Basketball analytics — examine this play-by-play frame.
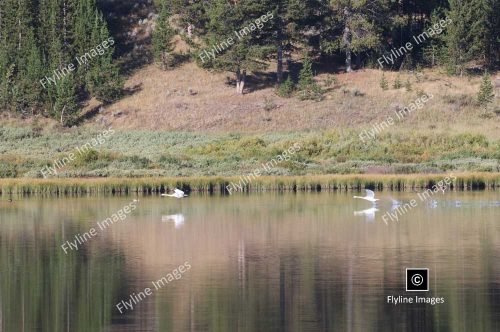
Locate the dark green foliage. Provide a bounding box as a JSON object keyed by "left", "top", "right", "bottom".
{"left": 277, "top": 76, "right": 295, "bottom": 97}
{"left": 86, "top": 18, "right": 122, "bottom": 102}
{"left": 379, "top": 73, "right": 388, "bottom": 90}
{"left": 153, "top": 2, "right": 177, "bottom": 69}
{"left": 0, "top": 0, "right": 499, "bottom": 117}
{"left": 477, "top": 73, "right": 494, "bottom": 107}
{"left": 298, "top": 55, "right": 314, "bottom": 89}
{"left": 53, "top": 74, "right": 79, "bottom": 126}
{"left": 297, "top": 55, "right": 323, "bottom": 101}
{"left": 0, "top": 0, "right": 122, "bottom": 124}
{"left": 393, "top": 74, "right": 402, "bottom": 89}
{"left": 405, "top": 79, "right": 412, "bottom": 92}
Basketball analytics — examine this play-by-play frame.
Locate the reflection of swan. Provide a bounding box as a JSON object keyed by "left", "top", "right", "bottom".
{"left": 390, "top": 199, "right": 401, "bottom": 210}
{"left": 354, "top": 207, "right": 379, "bottom": 222}
{"left": 162, "top": 214, "right": 185, "bottom": 228}
{"left": 427, "top": 200, "right": 438, "bottom": 209}
{"left": 161, "top": 188, "right": 188, "bottom": 198}
{"left": 353, "top": 189, "right": 379, "bottom": 203}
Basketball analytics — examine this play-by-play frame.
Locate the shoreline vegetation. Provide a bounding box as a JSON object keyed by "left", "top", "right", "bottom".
{"left": 1, "top": 173, "right": 499, "bottom": 195}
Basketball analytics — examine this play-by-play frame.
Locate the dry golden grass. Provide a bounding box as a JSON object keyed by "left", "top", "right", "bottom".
{"left": 2, "top": 173, "right": 499, "bottom": 195}
{"left": 94, "top": 62, "right": 500, "bottom": 137}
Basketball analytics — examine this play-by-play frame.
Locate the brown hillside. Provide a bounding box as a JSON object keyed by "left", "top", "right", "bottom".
{"left": 94, "top": 62, "right": 500, "bottom": 136}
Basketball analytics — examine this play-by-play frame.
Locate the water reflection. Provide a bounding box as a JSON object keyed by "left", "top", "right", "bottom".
{"left": 353, "top": 207, "right": 379, "bottom": 222}
{"left": 162, "top": 214, "right": 186, "bottom": 229}
{"left": 1, "top": 192, "right": 500, "bottom": 331}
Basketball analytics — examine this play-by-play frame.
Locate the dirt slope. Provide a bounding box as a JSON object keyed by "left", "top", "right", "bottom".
{"left": 93, "top": 62, "right": 499, "bottom": 136}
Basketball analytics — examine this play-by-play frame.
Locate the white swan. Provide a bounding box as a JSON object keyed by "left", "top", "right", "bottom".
{"left": 353, "top": 189, "right": 379, "bottom": 203}
{"left": 162, "top": 214, "right": 185, "bottom": 228}
{"left": 161, "top": 188, "right": 188, "bottom": 198}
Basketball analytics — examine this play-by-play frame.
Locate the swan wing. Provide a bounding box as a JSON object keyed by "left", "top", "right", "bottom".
{"left": 174, "top": 188, "right": 185, "bottom": 195}
{"left": 365, "top": 189, "right": 375, "bottom": 199}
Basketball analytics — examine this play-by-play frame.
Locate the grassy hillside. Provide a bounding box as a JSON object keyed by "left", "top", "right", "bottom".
{"left": 1, "top": 61, "right": 499, "bottom": 180}
{"left": 93, "top": 64, "right": 500, "bottom": 135}
{"left": 0, "top": 125, "right": 499, "bottom": 179}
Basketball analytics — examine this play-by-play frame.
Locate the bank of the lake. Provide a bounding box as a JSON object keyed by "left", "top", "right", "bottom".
{"left": 1, "top": 173, "right": 499, "bottom": 195}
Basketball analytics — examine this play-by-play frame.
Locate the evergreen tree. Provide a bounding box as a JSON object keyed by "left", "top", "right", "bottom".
{"left": 272, "top": 0, "right": 327, "bottom": 83}
{"left": 467, "top": 0, "right": 496, "bottom": 68}
{"left": 198, "top": 0, "right": 275, "bottom": 94}
{"left": 298, "top": 55, "right": 323, "bottom": 101}
{"left": 298, "top": 55, "right": 315, "bottom": 89}
{"left": 277, "top": 75, "right": 295, "bottom": 97}
{"left": 324, "top": 0, "right": 389, "bottom": 72}
{"left": 379, "top": 73, "right": 388, "bottom": 90}
{"left": 393, "top": 74, "right": 402, "bottom": 89}
{"left": 477, "top": 73, "right": 494, "bottom": 107}
{"left": 53, "top": 73, "right": 79, "bottom": 125}
{"left": 445, "top": 0, "right": 498, "bottom": 74}
{"left": 85, "top": 12, "right": 122, "bottom": 102}
{"left": 152, "top": 2, "right": 176, "bottom": 69}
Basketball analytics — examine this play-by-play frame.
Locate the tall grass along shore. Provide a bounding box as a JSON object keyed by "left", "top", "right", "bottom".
{"left": 1, "top": 173, "right": 499, "bottom": 196}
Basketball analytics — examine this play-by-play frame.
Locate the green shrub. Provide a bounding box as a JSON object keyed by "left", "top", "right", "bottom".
{"left": 297, "top": 55, "right": 324, "bottom": 101}
{"left": 379, "top": 73, "right": 388, "bottom": 90}
{"left": 393, "top": 75, "right": 402, "bottom": 89}
{"left": 277, "top": 76, "right": 295, "bottom": 98}
{"left": 405, "top": 78, "right": 412, "bottom": 92}
{"left": 477, "top": 73, "right": 494, "bottom": 108}
{"left": 0, "top": 163, "right": 17, "bottom": 178}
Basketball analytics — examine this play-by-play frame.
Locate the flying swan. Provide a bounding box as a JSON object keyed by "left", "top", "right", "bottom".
{"left": 161, "top": 188, "right": 188, "bottom": 198}
{"left": 353, "top": 189, "right": 379, "bottom": 203}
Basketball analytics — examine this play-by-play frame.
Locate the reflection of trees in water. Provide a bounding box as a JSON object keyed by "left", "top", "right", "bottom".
{"left": 0, "top": 228, "right": 126, "bottom": 331}
{"left": 151, "top": 240, "right": 500, "bottom": 332}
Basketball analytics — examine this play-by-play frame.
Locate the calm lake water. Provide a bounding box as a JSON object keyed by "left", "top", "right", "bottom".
{"left": 1, "top": 191, "right": 500, "bottom": 331}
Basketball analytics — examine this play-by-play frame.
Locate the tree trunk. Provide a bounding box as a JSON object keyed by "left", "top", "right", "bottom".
{"left": 277, "top": 45, "right": 283, "bottom": 84}
{"left": 345, "top": 46, "right": 352, "bottom": 72}
{"left": 343, "top": 8, "right": 353, "bottom": 73}
{"left": 60, "top": 105, "right": 66, "bottom": 126}
{"left": 343, "top": 25, "right": 353, "bottom": 72}
{"left": 236, "top": 70, "right": 246, "bottom": 95}
{"left": 277, "top": 25, "right": 283, "bottom": 84}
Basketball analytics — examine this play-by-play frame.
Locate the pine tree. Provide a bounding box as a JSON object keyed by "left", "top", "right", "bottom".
{"left": 152, "top": 2, "right": 176, "bottom": 69}
{"left": 277, "top": 75, "right": 295, "bottom": 97}
{"left": 445, "top": 0, "right": 498, "bottom": 73}
{"left": 405, "top": 78, "right": 412, "bottom": 92}
{"left": 53, "top": 73, "right": 79, "bottom": 126}
{"left": 272, "top": 0, "right": 327, "bottom": 83}
{"left": 467, "top": 0, "right": 496, "bottom": 68}
{"left": 198, "top": 0, "right": 275, "bottom": 94}
{"left": 393, "top": 74, "right": 402, "bottom": 89}
{"left": 477, "top": 73, "right": 494, "bottom": 108}
{"left": 325, "top": 0, "right": 389, "bottom": 72}
{"left": 298, "top": 55, "right": 322, "bottom": 101}
{"left": 379, "top": 73, "right": 388, "bottom": 90}
{"left": 298, "top": 55, "right": 314, "bottom": 89}
{"left": 85, "top": 13, "right": 122, "bottom": 102}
